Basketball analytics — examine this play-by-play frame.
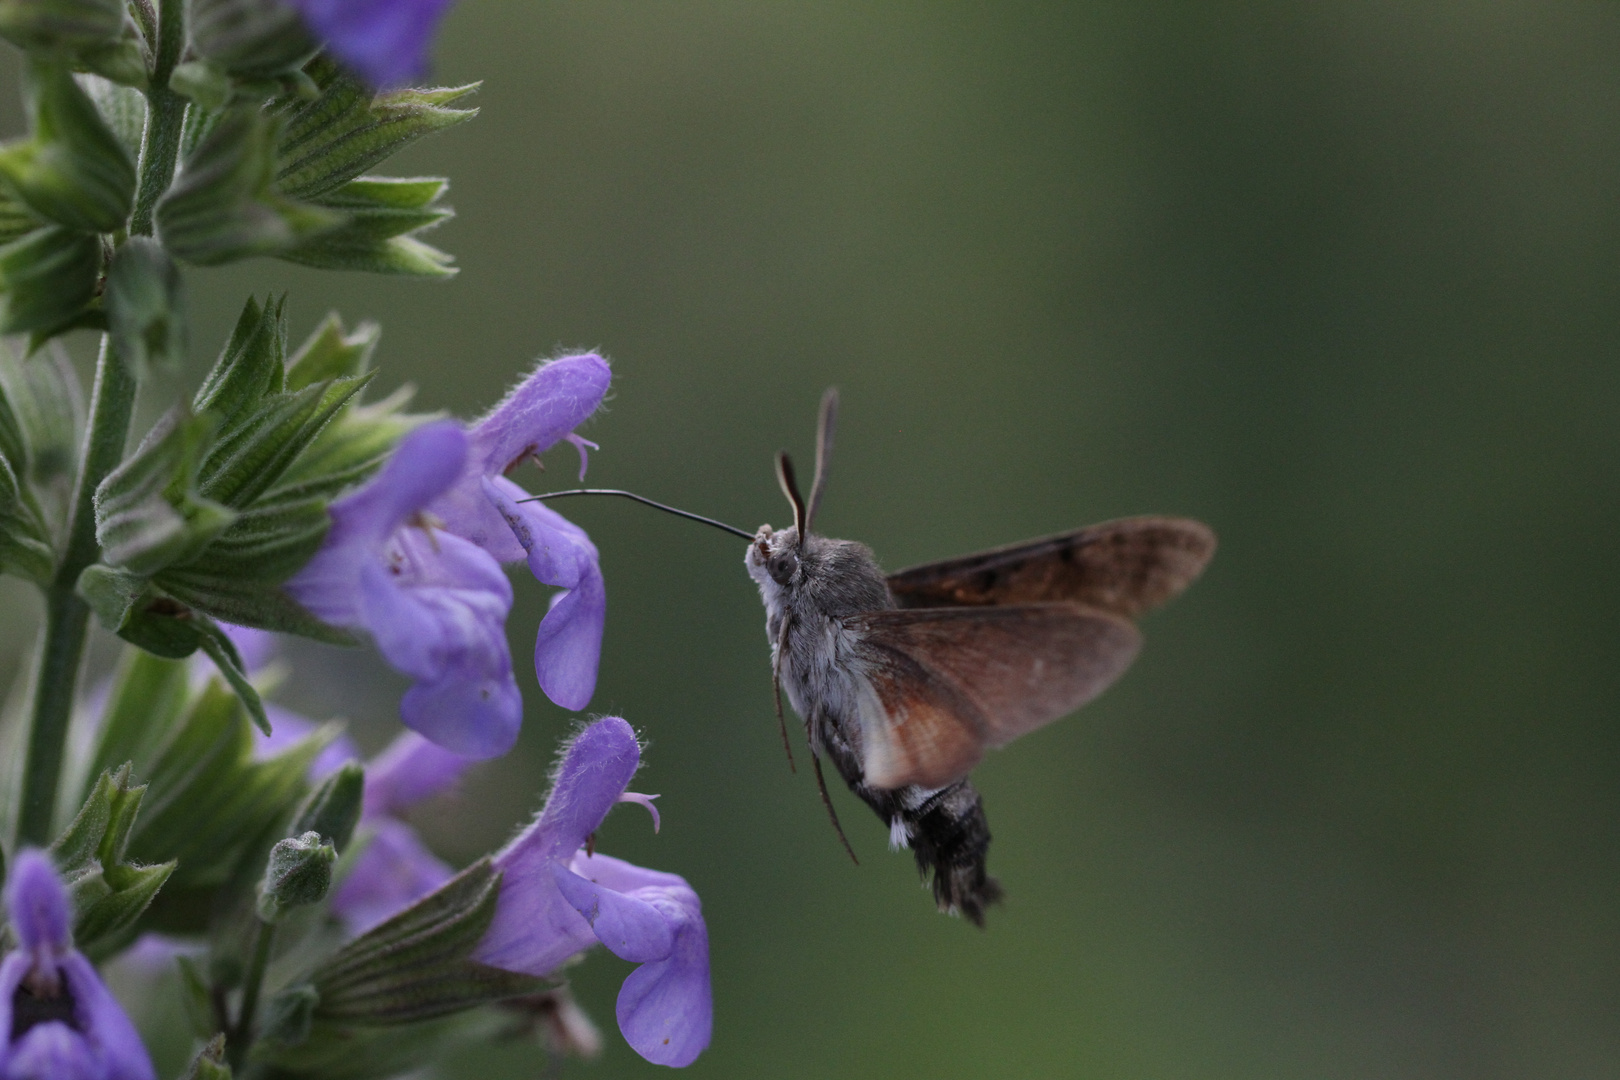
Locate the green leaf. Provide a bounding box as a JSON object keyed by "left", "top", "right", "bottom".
{"left": 305, "top": 859, "right": 547, "bottom": 1026}
{"left": 291, "top": 762, "right": 363, "bottom": 853}
{"left": 83, "top": 647, "right": 190, "bottom": 791}
{"left": 284, "top": 312, "right": 378, "bottom": 390}
{"left": 0, "top": 60, "right": 134, "bottom": 233}
{"left": 0, "top": 184, "right": 42, "bottom": 246}
{"left": 0, "top": 0, "right": 123, "bottom": 55}
{"left": 273, "top": 59, "right": 478, "bottom": 201}
{"left": 0, "top": 224, "right": 100, "bottom": 335}
{"left": 196, "top": 620, "right": 270, "bottom": 735}
{"left": 280, "top": 176, "right": 456, "bottom": 277}
{"left": 76, "top": 564, "right": 210, "bottom": 657}
{"left": 94, "top": 407, "right": 237, "bottom": 576}
{"left": 156, "top": 107, "right": 340, "bottom": 266}
{"left": 189, "top": 0, "right": 316, "bottom": 80}
{"left": 106, "top": 236, "right": 187, "bottom": 376}
{"left": 127, "top": 680, "right": 332, "bottom": 889}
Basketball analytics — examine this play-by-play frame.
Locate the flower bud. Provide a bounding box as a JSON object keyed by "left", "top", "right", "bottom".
{"left": 0, "top": 224, "right": 100, "bottom": 334}
{"left": 258, "top": 830, "right": 336, "bottom": 922}
{"left": 291, "top": 762, "right": 363, "bottom": 854}
{"left": 188, "top": 0, "right": 316, "bottom": 79}
{"left": 0, "top": 0, "right": 123, "bottom": 52}
{"left": 107, "top": 237, "right": 186, "bottom": 375}
{"left": 0, "top": 62, "right": 134, "bottom": 234}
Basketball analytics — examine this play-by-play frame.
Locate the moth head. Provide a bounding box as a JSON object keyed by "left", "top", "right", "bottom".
{"left": 748, "top": 524, "right": 801, "bottom": 586}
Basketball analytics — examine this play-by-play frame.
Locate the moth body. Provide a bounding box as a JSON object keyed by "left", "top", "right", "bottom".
{"left": 746, "top": 389, "right": 1214, "bottom": 927}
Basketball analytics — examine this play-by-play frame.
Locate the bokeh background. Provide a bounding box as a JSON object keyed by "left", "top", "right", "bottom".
{"left": 4, "top": 2, "right": 1620, "bottom": 1077}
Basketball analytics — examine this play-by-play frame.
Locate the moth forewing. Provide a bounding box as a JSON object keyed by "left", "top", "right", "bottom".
{"left": 886, "top": 516, "right": 1216, "bottom": 618}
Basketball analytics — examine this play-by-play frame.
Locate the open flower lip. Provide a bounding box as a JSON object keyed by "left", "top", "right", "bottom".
{"left": 0, "top": 850, "right": 156, "bottom": 1080}
{"left": 285, "top": 421, "right": 524, "bottom": 758}
{"left": 470, "top": 717, "right": 713, "bottom": 1067}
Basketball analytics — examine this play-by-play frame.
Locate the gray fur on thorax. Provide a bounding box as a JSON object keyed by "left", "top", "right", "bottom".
{"left": 746, "top": 523, "right": 1003, "bottom": 924}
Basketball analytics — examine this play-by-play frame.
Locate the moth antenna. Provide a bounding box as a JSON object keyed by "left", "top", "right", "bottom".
{"left": 516, "top": 489, "right": 753, "bottom": 540}
{"left": 772, "top": 618, "right": 797, "bottom": 773}
{"left": 775, "top": 451, "right": 807, "bottom": 542}
{"left": 811, "top": 753, "right": 859, "bottom": 866}
{"left": 804, "top": 387, "right": 838, "bottom": 533}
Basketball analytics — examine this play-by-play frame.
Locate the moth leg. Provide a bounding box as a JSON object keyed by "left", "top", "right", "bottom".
{"left": 771, "top": 615, "right": 796, "bottom": 773}
{"left": 811, "top": 752, "right": 859, "bottom": 866}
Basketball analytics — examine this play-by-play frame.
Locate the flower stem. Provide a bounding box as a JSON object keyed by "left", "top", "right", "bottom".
{"left": 16, "top": 337, "right": 137, "bottom": 845}
{"left": 129, "top": 0, "right": 187, "bottom": 237}
{"left": 230, "top": 920, "right": 276, "bottom": 1070}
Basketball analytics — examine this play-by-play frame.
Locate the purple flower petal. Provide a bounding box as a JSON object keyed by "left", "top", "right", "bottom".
{"left": 286, "top": 0, "right": 456, "bottom": 89}
{"left": 289, "top": 423, "right": 524, "bottom": 757}
{"left": 288, "top": 422, "right": 470, "bottom": 628}
{"left": 473, "top": 718, "right": 641, "bottom": 975}
{"left": 483, "top": 478, "right": 605, "bottom": 711}
{"left": 564, "top": 853, "right": 712, "bottom": 1068}
{"left": 362, "top": 731, "right": 476, "bottom": 817}
{"left": 330, "top": 818, "right": 455, "bottom": 936}
{"left": 6, "top": 849, "right": 70, "bottom": 954}
{"left": 5, "top": 1022, "right": 98, "bottom": 1079}
{"left": 58, "top": 953, "right": 156, "bottom": 1080}
{"left": 551, "top": 862, "right": 674, "bottom": 964}
{"left": 429, "top": 354, "right": 610, "bottom": 564}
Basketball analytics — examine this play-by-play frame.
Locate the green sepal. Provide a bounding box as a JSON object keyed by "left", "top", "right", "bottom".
{"left": 280, "top": 176, "right": 455, "bottom": 277}
{"left": 274, "top": 58, "right": 478, "bottom": 201}
{"left": 195, "top": 620, "right": 270, "bottom": 735}
{"left": 94, "top": 406, "right": 235, "bottom": 576}
{"left": 193, "top": 293, "right": 286, "bottom": 425}
{"left": 0, "top": 224, "right": 100, "bottom": 335}
{"left": 77, "top": 564, "right": 210, "bottom": 656}
{"left": 169, "top": 60, "right": 235, "bottom": 112}
{"left": 266, "top": 384, "right": 424, "bottom": 504}
{"left": 181, "top": 1033, "right": 233, "bottom": 1080}
{"left": 49, "top": 764, "right": 177, "bottom": 960}
{"left": 0, "top": 60, "right": 135, "bottom": 233}
{"left": 106, "top": 236, "right": 186, "bottom": 376}
{"left": 0, "top": 340, "right": 81, "bottom": 535}
{"left": 189, "top": 0, "right": 316, "bottom": 80}
{"left": 177, "top": 959, "right": 219, "bottom": 1040}
{"left": 76, "top": 73, "right": 146, "bottom": 158}
{"left": 157, "top": 107, "right": 339, "bottom": 266}
{"left": 303, "top": 859, "right": 548, "bottom": 1026}
{"left": 284, "top": 311, "right": 379, "bottom": 389}
{"left": 291, "top": 761, "right": 363, "bottom": 853}
{"left": 73, "top": 32, "right": 149, "bottom": 91}
{"left": 174, "top": 497, "right": 329, "bottom": 583}
{"left": 150, "top": 564, "right": 356, "bottom": 642}
{"left": 262, "top": 983, "right": 319, "bottom": 1047}
{"left": 0, "top": 0, "right": 123, "bottom": 53}
{"left": 200, "top": 371, "right": 371, "bottom": 506}
{"left": 126, "top": 679, "right": 333, "bottom": 890}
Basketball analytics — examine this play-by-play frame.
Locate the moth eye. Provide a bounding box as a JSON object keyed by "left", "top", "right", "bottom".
{"left": 768, "top": 551, "right": 797, "bottom": 585}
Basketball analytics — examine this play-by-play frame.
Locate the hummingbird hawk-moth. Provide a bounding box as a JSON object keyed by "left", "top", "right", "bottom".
{"left": 744, "top": 390, "right": 1215, "bottom": 925}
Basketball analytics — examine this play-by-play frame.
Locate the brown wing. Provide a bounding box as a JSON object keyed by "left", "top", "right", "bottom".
{"left": 886, "top": 516, "right": 1215, "bottom": 618}
{"left": 850, "top": 604, "right": 1141, "bottom": 789}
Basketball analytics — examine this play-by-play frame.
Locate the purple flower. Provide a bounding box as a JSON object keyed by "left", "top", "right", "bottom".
{"left": 286, "top": 0, "right": 456, "bottom": 89}
{"left": 329, "top": 731, "right": 475, "bottom": 935}
{"left": 0, "top": 850, "right": 155, "bottom": 1080}
{"left": 472, "top": 717, "right": 711, "bottom": 1068}
{"left": 429, "top": 354, "right": 611, "bottom": 713}
{"left": 286, "top": 422, "right": 523, "bottom": 758}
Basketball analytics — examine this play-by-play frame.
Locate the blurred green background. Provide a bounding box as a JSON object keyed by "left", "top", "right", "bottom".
{"left": 5, "top": 1, "right": 1620, "bottom": 1076}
